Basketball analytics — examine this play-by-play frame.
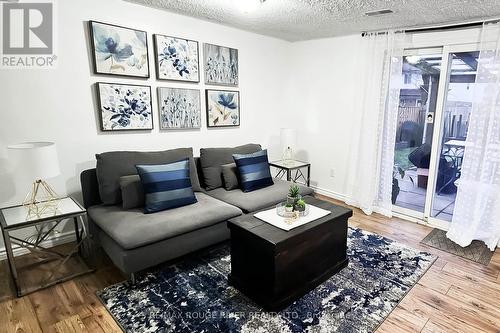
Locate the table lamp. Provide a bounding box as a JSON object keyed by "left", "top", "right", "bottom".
{"left": 280, "top": 128, "right": 297, "bottom": 165}
{"left": 8, "top": 142, "right": 61, "bottom": 217}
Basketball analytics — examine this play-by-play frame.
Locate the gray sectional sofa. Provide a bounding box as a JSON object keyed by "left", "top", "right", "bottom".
{"left": 80, "top": 144, "right": 313, "bottom": 281}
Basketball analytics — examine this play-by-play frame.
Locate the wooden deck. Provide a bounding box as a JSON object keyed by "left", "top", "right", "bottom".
{"left": 0, "top": 194, "right": 499, "bottom": 333}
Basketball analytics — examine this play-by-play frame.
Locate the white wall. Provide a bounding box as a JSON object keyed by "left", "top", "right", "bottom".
{"left": 0, "top": 0, "right": 290, "bottom": 252}
{"left": 284, "top": 35, "right": 364, "bottom": 198}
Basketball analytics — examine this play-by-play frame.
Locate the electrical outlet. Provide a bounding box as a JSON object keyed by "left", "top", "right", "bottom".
{"left": 330, "top": 168, "right": 335, "bottom": 178}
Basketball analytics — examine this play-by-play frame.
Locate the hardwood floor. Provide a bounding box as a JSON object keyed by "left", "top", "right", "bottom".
{"left": 1, "top": 195, "right": 499, "bottom": 333}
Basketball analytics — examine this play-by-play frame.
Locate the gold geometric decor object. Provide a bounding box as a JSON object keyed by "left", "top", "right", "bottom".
{"left": 23, "top": 179, "right": 60, "bottom": 219}
{"left": 7, "top": 142, "right": 61, "bottom": 220}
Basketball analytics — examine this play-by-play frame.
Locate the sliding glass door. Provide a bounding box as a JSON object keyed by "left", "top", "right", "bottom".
{"left": 392, "top": 45, "right": 479, "bottom": 227}
{"left": 392, "top": 48, "right": 442, "bottom": 217}
{"left": 426, "top": 48, "right": 479, "bottom": 226}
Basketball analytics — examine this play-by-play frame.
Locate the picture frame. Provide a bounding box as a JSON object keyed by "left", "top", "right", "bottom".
{"left": 158, "top": 87, "right": 201, "bottom": 129}
{"left": 203, "top": 43, "right": 239, "bottom": 86}
{"left": 205, "top": 89, "right": 240, "bottom": 127}
{"left": 153, "top": 34, "right": 200, "bottom": 82}
{"left": 96, "top": 82, "right": 153, "bottom": 131}
{"left": 89, "top": 21, "right": 150, "bottom": 78}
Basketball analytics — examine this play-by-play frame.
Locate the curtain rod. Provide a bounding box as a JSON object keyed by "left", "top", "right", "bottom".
{"left": 361, "top": 17, "right": 500, "bottom": 37}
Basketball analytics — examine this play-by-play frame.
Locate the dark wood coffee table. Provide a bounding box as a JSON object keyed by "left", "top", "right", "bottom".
{"left": 227, "top": 196, "right": 352, "bottom": 311}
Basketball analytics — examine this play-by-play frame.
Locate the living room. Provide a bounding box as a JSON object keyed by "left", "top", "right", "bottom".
{"left": 1, "top": 0, "right": 499, "bottom": 332}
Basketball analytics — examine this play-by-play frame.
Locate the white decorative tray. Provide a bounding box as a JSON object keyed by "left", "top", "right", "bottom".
{"left": 254, "top": 204, "right": 331, "bottom": 231}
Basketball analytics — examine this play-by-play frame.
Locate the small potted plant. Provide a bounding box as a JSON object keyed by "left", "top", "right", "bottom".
{"left": 287, "top": 184, "right": 301, "bottom": 206}
{"left": 295, "top": 199, "right": 306, "bottom": 212}
{"left": 284, "top": 203, "right": 294, "bottom": 213}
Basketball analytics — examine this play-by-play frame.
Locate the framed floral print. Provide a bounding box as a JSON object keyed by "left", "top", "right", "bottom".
{"left": 89, "top": 21, "right": 150, "bottom": 78}
{"left": 204, "top": 43, "right": 238, "bottom": 86}
{"left": 158, "top": 87, "right": 201, "bottom": 129}
{"left": 154, "top": 34, "right": 199, "bottom": 82}
{"left": 96, "top": 82, "right": 153, "bottom": 131}
{"left": 205, "top": 89, "right": 240, "bottom": 127}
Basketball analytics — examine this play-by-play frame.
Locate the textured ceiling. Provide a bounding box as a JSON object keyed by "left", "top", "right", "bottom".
{"left": 126, "top": 0, "right": 500, "bottom": 41}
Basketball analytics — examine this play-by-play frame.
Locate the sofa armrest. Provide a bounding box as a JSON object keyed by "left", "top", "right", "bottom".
{"left": 80, "top": 168, "right": 102, "bottom": 209}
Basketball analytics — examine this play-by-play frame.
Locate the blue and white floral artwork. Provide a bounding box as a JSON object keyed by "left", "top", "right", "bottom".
{"left": 97, "top": 83, "right": 153, "bottom": 131}
{"left": 154, "top": 35, "right": 199, "bottom": 82}
{"left": 204, "top": 43, "right": 238, "bottom": 86}
{"left": 90, "top": 21, "right": 149, "bottom": 78}
{"left": 206, "top": 89, "right": 240, "bottom": 127}
{"left": 158, "top": 87, "right": 201, "bottom": 129}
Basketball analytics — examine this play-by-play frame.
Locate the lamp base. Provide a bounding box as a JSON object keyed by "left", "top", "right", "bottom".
{"left": 23, "top": 180, "right": 60, "bottom": 219}
{"left": 282, "top": 147, "right": 294, "bottom": 166}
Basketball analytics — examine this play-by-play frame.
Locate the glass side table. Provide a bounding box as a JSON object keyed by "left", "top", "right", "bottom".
{"left": 269, "top": 159, "right": 311, "bottom": 187}
{"left": 0, "top": 197, "right": 94, "bottom": 297}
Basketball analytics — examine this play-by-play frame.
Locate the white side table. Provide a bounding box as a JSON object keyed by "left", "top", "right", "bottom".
{"left": 269, "top": 160, "right": 311, "bottom": 187}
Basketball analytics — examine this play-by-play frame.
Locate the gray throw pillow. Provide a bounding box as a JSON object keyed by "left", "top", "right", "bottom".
{"left": 221, "top": 163, "right": 239, "bottom": 190}
{"left": 200, "top": 144, "right": 261, "bottom": 190}
{"left": 96, "top": 148, "right": 201, "bottom": 205}
{"left": 120, "top": 175, "right": 144, "bottom": 209}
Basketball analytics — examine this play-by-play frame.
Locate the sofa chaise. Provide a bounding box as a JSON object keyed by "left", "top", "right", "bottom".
{"left": 80, "top": 144, "right": 313, "bottom": 281}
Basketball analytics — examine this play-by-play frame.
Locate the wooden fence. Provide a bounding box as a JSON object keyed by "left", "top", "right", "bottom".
{"left": 398, "top": 106, "right": 426, "bottom": 126}
{"left": 395, "top": 105, "right": 471, "bottom": 144}
{"left": 396, "top": 106, "right": 426, "bottom": 142}
{"left": 442, "top": 105, "right": 471, "bottom": 139}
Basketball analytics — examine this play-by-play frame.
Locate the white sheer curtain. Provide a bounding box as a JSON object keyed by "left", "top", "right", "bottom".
{"left": 345, "top": 31, "right": 407, "bottom": 216}
{"left": 447, "top": 21, "right": 500, "bottom": 251}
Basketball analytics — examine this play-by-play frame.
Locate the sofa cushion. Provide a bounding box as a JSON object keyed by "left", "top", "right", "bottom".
{"left": 206, "top": 179, "right": 313, "bottom": 213}
{"left": 137, "top": 159, "right": 197, "bottom": 214}
{"left": 199, "top": 144, "right": 261, "bottom": 190}
{"left": 233, "top": 149, "right": 273, "bottom": 192}
{"left": 96, "top": 148, "right": 202, "bottom": 205}
{"left": 87, "top": 192, "right": 242, "bottom": 250}
{"left": 120, "top": 175, "right": 144, "bottom": 209}
{"left": 221, "top": 163, "right": 239, "bottom": 190}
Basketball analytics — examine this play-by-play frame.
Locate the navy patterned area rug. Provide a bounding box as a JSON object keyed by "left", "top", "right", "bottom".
{"left": 97, "top": 228, "right": 436, "bottom": 333}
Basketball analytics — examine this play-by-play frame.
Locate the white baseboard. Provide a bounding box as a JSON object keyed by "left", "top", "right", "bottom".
{"left": 311, "top": 185, "right": 347, "bottom": 202}
{"left": 0, "top": 231, "right": 76, "bottom": 261}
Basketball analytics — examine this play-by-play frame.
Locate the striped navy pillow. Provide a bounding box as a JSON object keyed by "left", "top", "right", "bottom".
{"left": 136, "top": 158, "right": 197, "bottom": 214}
{"left": 233, "top": 149, "right": 274, "bottom": 192}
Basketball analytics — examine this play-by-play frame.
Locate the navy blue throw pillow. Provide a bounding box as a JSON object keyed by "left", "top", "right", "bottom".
{"left": 232, "top": 149, "right": 274, "bottom": 192}
{"left": 136, "top": 158, "right": 197, "bottom": 214}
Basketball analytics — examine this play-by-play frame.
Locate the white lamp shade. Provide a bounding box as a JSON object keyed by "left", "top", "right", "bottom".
{"left": 280, "top": 128, "right": 297, "bottom": 151}
{"left": 8, "top": 142, "right": 60, "bottom": 180}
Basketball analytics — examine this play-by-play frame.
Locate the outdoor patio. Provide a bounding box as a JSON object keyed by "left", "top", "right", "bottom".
{"left": 395, "top": 169, "right": 456, "bottom": 221}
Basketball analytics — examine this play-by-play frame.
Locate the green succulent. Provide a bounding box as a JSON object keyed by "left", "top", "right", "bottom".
{"left": 285, "top": 203, "right": 293, "bottom": 208}
{"left": 294, "top": 199, "right": 306, "bottom": 212}
{"left": 288, "top": 184, "right": 300, "bottom": 198}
